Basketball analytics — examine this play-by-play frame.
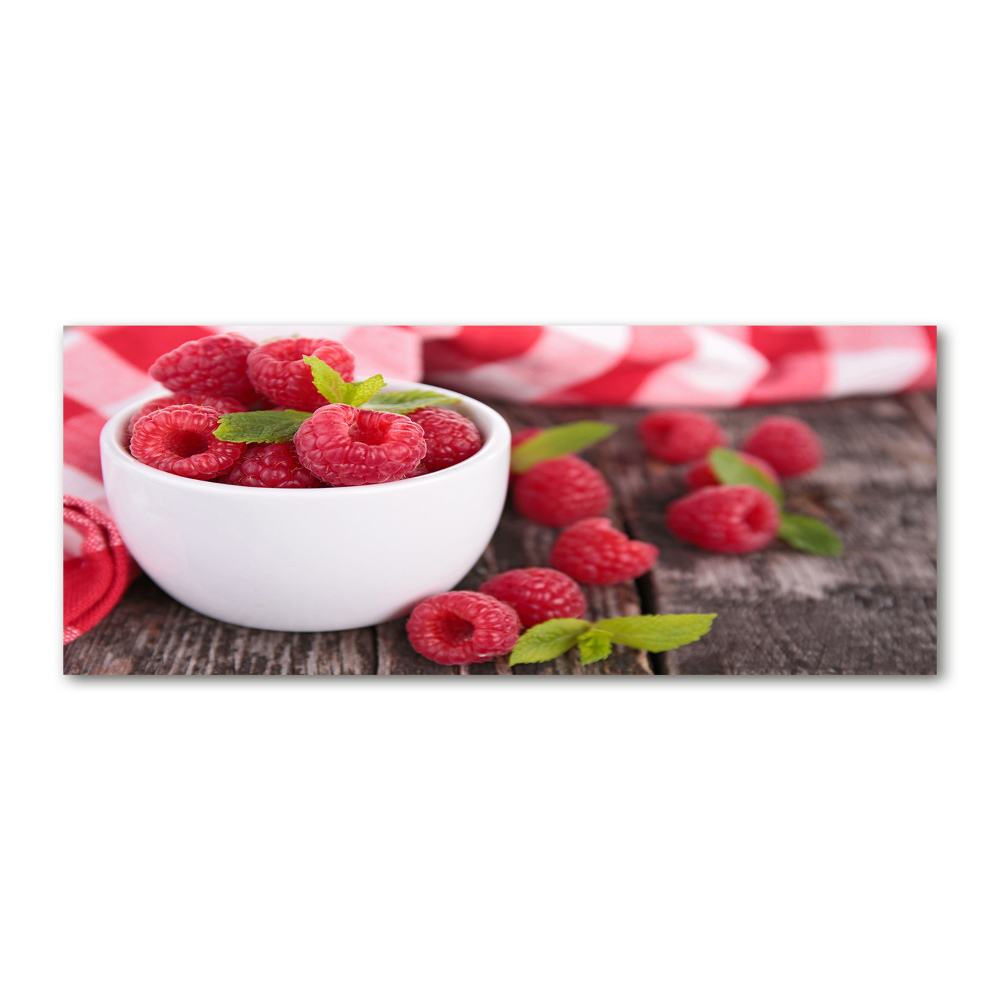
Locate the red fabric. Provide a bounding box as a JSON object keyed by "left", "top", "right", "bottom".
{"left": 63, "top": 497, "right": 140, "bottom": 645}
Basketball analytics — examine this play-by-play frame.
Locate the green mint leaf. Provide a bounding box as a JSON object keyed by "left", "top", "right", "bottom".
{"left": 362, "top": 389, "right": 461, "bottom": 414}
{"left": 342, "top": 373, "right": 388, "bottom": 407}
{"left": 303, "top": 355, "right": 351, "bottom": 404}
{"left": 509, "top": 618, "right": 590, "bottom": 665}
{"left": 593, "top": 614, "right": 717, "bottom": 652}
{"left": 213, "top": 410, "right": 311, "bottom": 444}
{"left": 778, "top": 514, "right": 844, "bottom": 557}
{"left": 577, "top": 628, "right": 614, "bottom": 665}
{"left": 510, "top": 421, "right": 617, "bottom": 473}
{"left": 708, "top": 447, "right": 784, "bottom": 504}
{"left": 302, "top": 356, "right": 385, "bottom": 407}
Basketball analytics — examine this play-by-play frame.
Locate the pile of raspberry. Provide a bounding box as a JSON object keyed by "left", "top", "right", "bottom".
{"left": 127, "top": 332, "right": 483, "bottom": 487}
{"left": 640, "top": 409, "right": 825, "bottom": 554}
{"left": 404, "top": 409, "right": 826, "bottom": 667}
{"left": 407, "top": 568, "right": 587, "bottom": 665}
{"left": 407, "top": 426, "right": 659, "bottom": 666}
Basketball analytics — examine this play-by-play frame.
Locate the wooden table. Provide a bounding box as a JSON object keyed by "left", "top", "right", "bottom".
{"left": 65, "top": 392, "right": 937, "bottom": 676}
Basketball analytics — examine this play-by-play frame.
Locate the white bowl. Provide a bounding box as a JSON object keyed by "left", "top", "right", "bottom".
{"left": 100, "top": 381, "right": 511, "bottom": 632}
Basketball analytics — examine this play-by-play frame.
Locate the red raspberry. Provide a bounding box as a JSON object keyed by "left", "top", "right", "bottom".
{"left": 406, "top": 591, "right": 522, "bottom": 665}
{"left": 129, "top": 404, "right": 245, "bottom": 481}
{"left": 742, "top": 416, "right": 823, "bottom": 477}
{"left": 407, "top": 407, "right": 482, "bottom": 472}
{"left": 148, "top": 333, "right": 260, "bottom": 405}
{"left": 638, "top": 409, "right": 727, "bottom": 463}
{"left": 684, "top": 451, "right": 779, "bottom": 491}
{"left": 293, "top": 404, "right": 426, "bottom": 486}
{"left": 246, "top": 337, "right": 356, "bottom": 411}
{"left": 513, "top": 456, "right": 611, "bottom": 527}
{"left": 224, "top": 442, "right": 323, "bottom": 488}
{"left": 549, "top": 517, "right": 658, "bottom": 585}
{"left": 478, "top": 568, "right": 586, "bottom": 628}
{"left": 126, "top": 392, "right": 248, "bottom": 439}
{"left": 666, "top": 485, "right": 780, "bottom": 553}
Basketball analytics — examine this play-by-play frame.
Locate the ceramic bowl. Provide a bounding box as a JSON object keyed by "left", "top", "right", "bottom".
{"left": 99, "top": 381, "right": 511, "bottom": 631}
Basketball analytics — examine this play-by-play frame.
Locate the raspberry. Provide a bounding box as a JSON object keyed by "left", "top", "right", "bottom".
{"left": 549, "top": 517, "right": 658, "bottom": 585}
{"left": 246, "top": 337, "right": 356, "bottom": 411}
{"left": 742, "top": 416, "right": 823, "bottom": 477}
{"left": 129, "top": 404, "right": 245, "bottom": 481}
{"left": 638, "top": 409, "right": 727, "bottom": 463}
{"left": 148, "top": 332, "right": 260, "bottom": 405}
{"left": 126, "top": 392, "right": 248, "bottom": 439}
{"left": 224, "top": 442, "right": 323, "bottom": 488}
{"left": 407, "top": 407, "right": 482, "bottom": 472}
{"left": 406, "top": 591, "right": 522, "bottom": 665}
{"left": 293, "top": 404, "right": 426, "bottom": 486}
{"left": 665, "top": 485, "right": 780, "bottom": 553}
{"left": 513, "top": 456, "right": 611, "bottom": 527}
{"left": 478, "top": 568, "right": 586, "bottom": 628}
{"left": 684, "top": 451, "right": 779, "bottom": 491}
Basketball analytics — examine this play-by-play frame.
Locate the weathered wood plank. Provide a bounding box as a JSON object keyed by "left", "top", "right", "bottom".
{"left": 63, "top": 576, "right": 378, "bottom": 675}
{"left": 610, "top": 394, "right": 937, "bottom": 674}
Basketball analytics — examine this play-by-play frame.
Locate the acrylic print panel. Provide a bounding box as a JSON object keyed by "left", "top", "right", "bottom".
{"left": 63, "top": 325, "right": 937, "bottom": 675}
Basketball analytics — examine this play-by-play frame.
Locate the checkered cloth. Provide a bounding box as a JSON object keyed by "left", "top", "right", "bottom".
{"left": 63, "top": 497, "right": 140, "bottom": 644}
{"left": 62, "top": 324, "right": 935, "bottom": 642}
{"left": 420, "top": 325, "right": 937, "bottom": 406}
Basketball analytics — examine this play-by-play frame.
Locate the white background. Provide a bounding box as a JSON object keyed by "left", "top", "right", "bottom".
{"left": 4, "top": 1, "right": 997, "bottom": 998}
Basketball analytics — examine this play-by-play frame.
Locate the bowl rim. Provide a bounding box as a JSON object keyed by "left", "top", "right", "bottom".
{"left": 99, "top": 378, "right": 511, "bottom": 497}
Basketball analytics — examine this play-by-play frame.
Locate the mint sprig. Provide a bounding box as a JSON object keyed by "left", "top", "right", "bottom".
{"left": 778, "top": 513, "right": 844, "bottom": 557}
{"left": 707, "top": 446, "right": 843, "bottom": 557}
{"left": 506, "top": 618, "right": 591, "bottom": 663}
{"left": 510, "top": 421, "right": 617, "bottom": 474}
{"left": 593, "top": 614, "right": 719, "bottom": 652}
{"left": 211, "top": 361, "right": 465, "bottom": 443}
{"left": 509, "top": 613, "right": 716, "bottom": 666}
{"left": 708, "top": 447, "right": 784, "bottom": 504}
{"left": 214, "top": 409, "right": 312, "bottom": 443}
{"left": 304, "top": 356, "right": 461, "bottom": 413}
{"left": 303, "top": 356, "right": 386, "bottom": 407}
{"left": 362, "top": 389, "right": 461, "bottom": 414}
{"left": 577, "top": 628, "right": 614, "bottom": 665}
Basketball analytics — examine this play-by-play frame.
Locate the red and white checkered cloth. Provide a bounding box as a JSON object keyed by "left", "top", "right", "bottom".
{"left": 62, "top": 324, "right": 935, "bottom": 642}
{"left": 420, "top": 325, "right": 937, "bottom": 406}
{"left": 63, "top": 497, "right": 141, "bottom": 644}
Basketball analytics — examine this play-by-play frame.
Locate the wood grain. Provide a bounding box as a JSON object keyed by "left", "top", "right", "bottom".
{"left": 64, "top": 393, "right": 937, "bottom": 676}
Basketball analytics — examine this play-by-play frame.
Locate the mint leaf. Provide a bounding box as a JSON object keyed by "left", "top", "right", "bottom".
{"left": 302, "top": 356, "right": 386, "bottom": 407}
{"left": 510, "top": 421, "right": 617, "bottom": 473}
{"left": 213, "top": 410, "right": 311, "bottom": 443}
{"left": 343, "top": 373, "right": 388, "bottom": 407}
{"left": 593, "top": 614, "right": 717, "bottom": 652}
{"left": 362, "top": 389, "right": 461, "bottom": 414}
{"left": 708, "top": 447, "right": 784, "bottom": 504}
{"left": 509, "top": 618, "right": 590, "bottom": 665}
{"left": 303, "top": 355, "right": 351, "bottom": 404}
{"left": 778, "top": 514, "right": 844, "bottom": 556}
{"left": 577, "top": 628, "right": 614, "bottom": 665}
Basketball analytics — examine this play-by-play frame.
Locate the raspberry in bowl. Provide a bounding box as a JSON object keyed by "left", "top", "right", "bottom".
{"left": 99, "top": 380, "right": 511, "bottom": 632}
